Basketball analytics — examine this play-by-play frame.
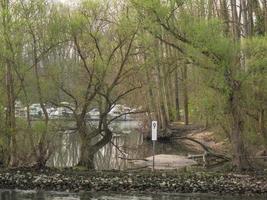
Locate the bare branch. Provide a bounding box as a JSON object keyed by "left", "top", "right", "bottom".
{"left": 73, "top": 34, "right": 92, "bottom": 76}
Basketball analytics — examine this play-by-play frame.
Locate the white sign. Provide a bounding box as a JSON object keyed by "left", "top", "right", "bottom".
{"left": 151, "top": 121, "right": 157, "bottom": 141}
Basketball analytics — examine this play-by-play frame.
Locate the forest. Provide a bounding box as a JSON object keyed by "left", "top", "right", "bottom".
{"left": 0, "top": 0, "right": 266, "bottom": 174}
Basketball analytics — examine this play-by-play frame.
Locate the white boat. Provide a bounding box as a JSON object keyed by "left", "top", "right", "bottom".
{"left": 108, "top": 104, "right": 133, "bottom": 121}
{"left": 87, "top": 108, "right": 100, "bottom": 120}
{"left": 49, "top": 107, "right": 73, "bottom": 119}
{"left": 29, "top": 103, "right": 43, "bottom": 118}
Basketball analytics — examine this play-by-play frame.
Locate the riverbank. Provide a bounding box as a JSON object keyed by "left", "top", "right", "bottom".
{"left": 0, "top": 168, "right": 266, "bottom": 195}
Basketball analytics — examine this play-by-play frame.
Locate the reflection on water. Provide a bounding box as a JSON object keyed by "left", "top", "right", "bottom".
{"left": 47, "top": 121, "right": 188, "bottom": 170}
{"left": 48, "top": 121, "right": 142, "bottom": 169}
{"left": 0, "top": 190, "right": 266, "bottom": 200}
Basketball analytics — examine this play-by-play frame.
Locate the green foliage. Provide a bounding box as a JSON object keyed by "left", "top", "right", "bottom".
{"left": 0, "top": 0, "right": 265, "bottom": 169}
{"left": 244, "top": 37, "right": 267, "bottom": 75}
{"left": 32, "top": 121, "right": 46, "bottom": 134}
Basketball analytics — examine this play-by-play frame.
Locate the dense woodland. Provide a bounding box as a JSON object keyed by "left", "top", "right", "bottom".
{"left": 0, "top": 0, "right": 266, "bottom": 171}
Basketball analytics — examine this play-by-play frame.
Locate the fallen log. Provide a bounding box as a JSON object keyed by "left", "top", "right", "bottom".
{"left": 172, "top": 136, "right": 231, "bottom": 168}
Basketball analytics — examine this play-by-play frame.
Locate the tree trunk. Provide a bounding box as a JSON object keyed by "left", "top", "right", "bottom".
{"left": 230, "top": 105, "right": 248, "bottom": 170}
{"left": 34, "top": 142, "right": 50, "bottom": 169}
{"left": 253, "top": 0, "right": 264, "bottom": 34}
{"left": 247, "top": 0, "right": 254, "bottom": 36}
{"left": 174, "top": 68, "right": 181, "bottom": 121}
{"left": 6, "top": 62, "right": 17, "bottom": 167}
{"left": 259, "top": 109, "right": 267, "bottom": 146}
{"left": 231, "top": 0, "right": 241, "bottom": 39}
{"left": 264, "top": 0, "right": 267, "bottom": 34}
{"left": 182, "top": 65, "right": 189, "bottom": 125}
{"left": 220, "top": 0, "right": 230, "bottom": 35}
{"left": 2, "top": 0, "right": 18, "bottom": 167}
{"left": 240, "top": 0, "right": 249, "bottom": 37}
{"left": 32, "top": 36, "right": 51, "bottom": 168}
{"left": 159, "top": 41, "right": 170, "bottom": 125}
{"left": 78, "top": 133, "right": 95, "bottom": 169}
{"left": 154, "top": 39, "right": 169, "bottom": 129}
{"left": 165, "top": 45, "right": 175, "bottom": 122}
{"left": 228, "top": 79, "right": 248, "bottom": 170}
{"left": 199, "top": 0, "right": 206, "bottom": 17}
{"left": 77, "top": 116, "right": 113, "bottom": 170}
{"left": 208, "top": 0, "right": 214, "bottom": 19}
{"left": 145, "top": 55, "right": 158, "bottom": 122}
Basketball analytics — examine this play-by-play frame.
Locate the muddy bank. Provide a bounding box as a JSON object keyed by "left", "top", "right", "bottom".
{"left": 0, "top": 168, "right": 266, "bottom": 195}
{"left": 133, "top": 154, "right": 198, "bottom": 169}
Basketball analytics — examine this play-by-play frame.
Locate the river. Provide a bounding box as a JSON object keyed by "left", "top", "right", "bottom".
{"left": 0, "top": 190, "right": 266, "bottom": 200}
{"left": 47, "top": 121, "right": 190, "bottom": 169}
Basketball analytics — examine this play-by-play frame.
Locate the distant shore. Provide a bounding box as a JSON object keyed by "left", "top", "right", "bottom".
{"left": 0, "top": 168, "right": 266, "bottom": 195}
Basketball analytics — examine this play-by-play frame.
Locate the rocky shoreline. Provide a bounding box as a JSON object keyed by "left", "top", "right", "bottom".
{"left": 0, "top": 168, "right": 266, "bottom": 195}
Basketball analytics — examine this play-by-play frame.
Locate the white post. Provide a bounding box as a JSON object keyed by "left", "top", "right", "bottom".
{"left": 152, "top": 140, "right": 155, "bottom": 171}
{"left": 151, "top": 121, "right": 157, "bottom": 171}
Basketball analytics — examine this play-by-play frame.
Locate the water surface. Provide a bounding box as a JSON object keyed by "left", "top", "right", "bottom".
{"left": 0, "top": 190, "right": 266, "bottom": 200}
{"left": 47, "top": 121, "right": 190, "bottom": 170}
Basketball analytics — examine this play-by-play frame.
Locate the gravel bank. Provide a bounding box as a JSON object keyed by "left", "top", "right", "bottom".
{"left": 0, "top": 168, "right": 266, "bottom": 195}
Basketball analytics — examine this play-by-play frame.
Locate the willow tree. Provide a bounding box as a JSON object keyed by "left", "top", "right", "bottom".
{"left": 48, "top": 0, "right": 141, "bottom": 169}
